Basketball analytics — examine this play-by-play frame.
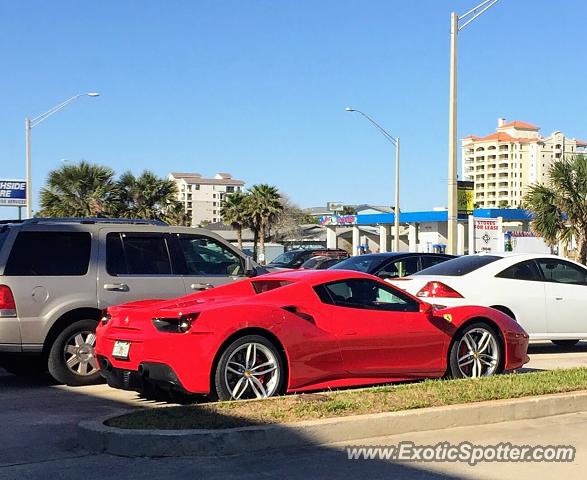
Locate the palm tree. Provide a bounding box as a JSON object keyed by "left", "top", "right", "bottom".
{"left": 115, "top": 170, "right": 184, "bottom": 223}
{"left": 39, "top": 161, "right": 118, "bottom": 217}
{"left": 523, "top": 155, "right": 587, "bottom": 264}
{"left": 220, "top": 192, "right": 249, "bottom": 250}
{"left": 341, "top": 205, "right": 357, "bottom": 215}
{"left": 247, "top": 184, "right": 283, "bottom": 263}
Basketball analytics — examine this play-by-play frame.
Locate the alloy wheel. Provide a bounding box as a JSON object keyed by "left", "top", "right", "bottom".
{"left": 456, "top": 328, "right": 499, "bottom": 378}
{"left": 224, "top": 342, "right": 280, "bottom": 400}
{"left": 63, "top": 330, "right": 99, "bottom": 377}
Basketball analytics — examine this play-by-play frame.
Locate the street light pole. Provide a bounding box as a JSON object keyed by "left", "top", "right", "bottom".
{"left": 394, "top": 137, "right": 400, "bottom": 252}
{"left": 447, "top": 0, "right": 498, "bottom": 254}
{"left": 25, "top": 117, "right": 32, "bottom": 219}
{"left": 346, "top": 107, "right": 401, "bottom": 251}
{"left": 25, "top": 92, "right": 100, "bottom": 218}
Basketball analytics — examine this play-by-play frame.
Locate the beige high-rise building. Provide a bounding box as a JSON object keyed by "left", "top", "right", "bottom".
{"left": 169, "top": 172, "right": 245, "bottom": 226}
{"left": 462, "top": 118, "right": 587, "bottom": 208}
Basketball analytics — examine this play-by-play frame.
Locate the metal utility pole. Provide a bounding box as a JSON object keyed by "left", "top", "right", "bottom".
{"left": 447, "top": 0, "right": 499, "bottom": 254}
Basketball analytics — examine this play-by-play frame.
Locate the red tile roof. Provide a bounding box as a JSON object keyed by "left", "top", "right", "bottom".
{"left": 576, "top": 139, "right": 587, "bottom": 147}
{"left": 499, "top": 121, "right": 539, "bottom": 131}
{"left": 464, "top": 132, "right": 540, "bottom": 143}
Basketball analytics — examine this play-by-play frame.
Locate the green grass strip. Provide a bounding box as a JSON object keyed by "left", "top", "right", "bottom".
{"left": 106, "top": 368, "right": 587, "bottom": 430}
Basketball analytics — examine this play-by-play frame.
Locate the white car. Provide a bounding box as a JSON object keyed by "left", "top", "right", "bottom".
{"left": 388, "top": 253, "right": 587, "bottom": 347}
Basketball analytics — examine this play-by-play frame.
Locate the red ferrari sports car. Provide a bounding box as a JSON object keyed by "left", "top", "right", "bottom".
{"left": 95, "top": 269, "right": 529, "bottom": 400}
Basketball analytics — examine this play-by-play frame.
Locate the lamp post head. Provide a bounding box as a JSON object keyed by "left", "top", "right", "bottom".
{"left": 87, "top": 92, "right": 100, "bottom": 97}
{"left": 345, "top": 107, "right": 355, "bottom": 112}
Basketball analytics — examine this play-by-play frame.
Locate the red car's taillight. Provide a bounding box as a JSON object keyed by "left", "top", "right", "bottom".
{"left": 0, "top": 285, "right": 16, "bottom": 317}
{"left": 100, "top": 309, "right": 111, "bottom": 326}
{"left": 152, "top": 312, "right": 200, "bottom": 333}
{"left": 416, "top": 281, "right": 463, "bottom": 298}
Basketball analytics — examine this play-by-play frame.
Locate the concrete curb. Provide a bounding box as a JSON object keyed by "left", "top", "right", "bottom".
{"left": 78, "top": 390, "right": 587, "bottom": 457}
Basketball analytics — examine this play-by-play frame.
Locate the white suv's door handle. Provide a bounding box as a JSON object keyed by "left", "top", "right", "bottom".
{"left": 555, "top": 297, "right": 564, "bottom": 301}
{"left": 104, "top": 283, "right": 130, "bottom": 292}
{"left": 191, "top": 283, "right": 214, "bottom": 291}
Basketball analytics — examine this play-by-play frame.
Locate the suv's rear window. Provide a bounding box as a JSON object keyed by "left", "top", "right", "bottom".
{"left": 4, "top": 231, "right": 91, "bottom": 276}
{"left": 414, "top": 255, "right": 500, "bottom": 276}
{"left": 106, "top": 233, "right": 172, "bottom": 276}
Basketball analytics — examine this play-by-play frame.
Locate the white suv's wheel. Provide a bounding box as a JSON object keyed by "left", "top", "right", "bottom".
{"left": 48, "top": 319, "right": 101, "bottom": 386}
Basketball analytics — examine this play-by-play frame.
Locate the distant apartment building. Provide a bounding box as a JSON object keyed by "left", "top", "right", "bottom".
{"left": 462, "top": 118, "right": 587, "bottom": 208}
{"left": 169, "top": 172, "right": 245, "bottom": 226}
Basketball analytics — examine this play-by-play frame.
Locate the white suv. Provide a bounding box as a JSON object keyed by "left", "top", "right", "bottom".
{"left": 0, "top": 218, "right": 263, "bottom": 385}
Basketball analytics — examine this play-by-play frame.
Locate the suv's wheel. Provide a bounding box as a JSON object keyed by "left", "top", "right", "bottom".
{"left": 551, "top": 339, "right": 580, "bottom": 348}
{"left": 448, "top": 322, "right": 502, "bottom": 378}
{"left": 213, "top": 335, "right": 284, "bottom": 401}
{"left": 47, "top": 319, "right": 101, "bottom": 386}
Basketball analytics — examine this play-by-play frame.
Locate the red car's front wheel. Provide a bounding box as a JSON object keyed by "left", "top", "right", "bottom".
{"left": 213, "top": 335, "right": 285, "bottom": 401}
{"left": 448, "top": 322, "right": 502, "bottom": 379}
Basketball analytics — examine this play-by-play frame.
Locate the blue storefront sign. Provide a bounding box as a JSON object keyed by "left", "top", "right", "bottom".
{"left": 0, "top": 179, "right": 27, "bottom": 207}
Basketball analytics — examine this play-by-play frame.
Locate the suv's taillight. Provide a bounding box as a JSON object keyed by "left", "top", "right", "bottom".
{"left": 416, "top": 281, "right": 463, "bottom": 298}
{"left": 0, "top": 285, "right": 17, "bottom": 317}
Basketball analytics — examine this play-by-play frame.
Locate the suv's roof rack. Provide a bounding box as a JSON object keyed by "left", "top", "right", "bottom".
{"left": 0, "top": 219, "right": 25, "bottom": 224}
{"left": 20, "top": 217, "right": 169, "bottom": 226}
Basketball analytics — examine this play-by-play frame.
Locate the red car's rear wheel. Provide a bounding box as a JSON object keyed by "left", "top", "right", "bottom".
{"left": 214, "top": 335, "right": 284, "bottom": 401}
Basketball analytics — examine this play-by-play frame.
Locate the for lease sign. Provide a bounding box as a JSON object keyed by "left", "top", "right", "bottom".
{"left": 0, "top": 179, "right": 27, "bottom": 206}
{"left": 474, "top": 218, "right": 501, "bottom": 253}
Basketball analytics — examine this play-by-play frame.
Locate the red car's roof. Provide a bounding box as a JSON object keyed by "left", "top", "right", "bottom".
{"left": 261, "top": 268, "right": 374, "bottom": 285}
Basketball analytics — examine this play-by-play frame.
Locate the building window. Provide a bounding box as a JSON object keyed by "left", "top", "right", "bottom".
{"left": 195, "top": 184, "right": 200, "bottom": 190}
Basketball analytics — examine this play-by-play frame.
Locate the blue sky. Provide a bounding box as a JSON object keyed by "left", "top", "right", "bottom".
{"left": 1, "top": 0, "right": 586, "bottom": 217}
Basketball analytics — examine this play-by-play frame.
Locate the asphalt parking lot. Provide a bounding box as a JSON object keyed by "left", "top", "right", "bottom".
{"left": 1, "top": 341, "right": 586, "bottom": 478}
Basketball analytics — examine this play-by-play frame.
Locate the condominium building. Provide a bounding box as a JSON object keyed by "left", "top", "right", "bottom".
{"left": 169, "top": 172, "right": 245, "bottom": 226}
{"left": 462, "top": 118, "right": 587, "bottom": 208}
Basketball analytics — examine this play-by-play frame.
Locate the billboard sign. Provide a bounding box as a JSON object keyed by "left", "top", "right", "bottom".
{"left": 327, "top": 202, "right": 344, "bottom": 212}
{"left": 319, "top": 215, "right": 357, "bottom": 226}
{"left": 0, "top": 180, "right": 26, "bottom": 207}
{"left": 457, "top": 180, "right": 474, "bottom": 216}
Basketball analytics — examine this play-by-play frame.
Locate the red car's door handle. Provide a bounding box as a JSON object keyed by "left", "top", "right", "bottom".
{"left": 343, "top": 330, "right": 357, "bottom": 335}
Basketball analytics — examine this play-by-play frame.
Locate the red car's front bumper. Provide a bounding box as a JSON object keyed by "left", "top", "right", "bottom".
{"left": 503, "top": 329, "right": 530, "bottom": 371}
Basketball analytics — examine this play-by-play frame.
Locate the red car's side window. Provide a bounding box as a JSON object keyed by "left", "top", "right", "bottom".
{"left": 314, "top": 279, "right": 419, "bottom": 313}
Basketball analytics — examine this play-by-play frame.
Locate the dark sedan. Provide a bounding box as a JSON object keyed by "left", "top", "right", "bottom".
{"left": 330, "top": 252, "right": 455, "bottom": 279}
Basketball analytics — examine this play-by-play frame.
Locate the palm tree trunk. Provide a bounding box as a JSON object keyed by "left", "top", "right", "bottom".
{"left": 253, "top": 228, "right": 258, "bottom": 261}
{"left": 579, "top": 232, "right": 587, "bottom": 265}
{"left": 259, "top": 219, "right": 266, "bottom": 264}
{"left": 237, "top": 226, "right": 243, "bottom": 251}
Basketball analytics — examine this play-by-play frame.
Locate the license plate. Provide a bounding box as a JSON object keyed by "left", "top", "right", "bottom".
{"left": 112, "top": 341, "right": 131, "bottom": 359}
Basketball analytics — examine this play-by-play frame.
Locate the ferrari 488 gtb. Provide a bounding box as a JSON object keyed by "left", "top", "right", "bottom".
{"left": 96, "top": 270, "right": 529, "bottom": 400}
